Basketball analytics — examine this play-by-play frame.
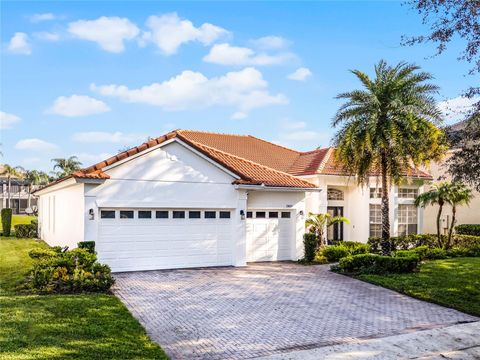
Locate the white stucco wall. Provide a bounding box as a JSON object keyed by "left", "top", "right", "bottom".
{"left": 38, "top": 183, "right": 85, "bottom": 249}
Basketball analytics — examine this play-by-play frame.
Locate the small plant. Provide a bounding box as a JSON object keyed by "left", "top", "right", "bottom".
{"left": 1, "top": 208, "right": 12, "bottom": 236}
{"left": 337, "top": 253, "right": 419, "bottom": 274}
{"left": 15, "top": 221, "right": 38, "bottom": 238}
{"left": 305, "top": 212, "right": 350, "bottom": 248}
{"left": 319, "top": 241, "right": 369, "bottom": 262}
{"left": 78, "top": 241, "right": 96, "bottom": 254}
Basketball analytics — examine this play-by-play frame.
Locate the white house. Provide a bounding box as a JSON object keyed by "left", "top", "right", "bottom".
{"left": 35, "top": 130, "right": 432, "bottom": 272}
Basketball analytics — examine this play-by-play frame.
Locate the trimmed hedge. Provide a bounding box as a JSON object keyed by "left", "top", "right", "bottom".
{"left": 455, "top": 224, "right": 480, "bottom": 236}
{"left": 320, "top": 241, "right": 370, "bottom": 262}
{"left": 14, "top": 219, "right": 38, "bottom": 238}
{"left": 26, "top": 247, "right": 114, "bottom": 294}
{"left": 337, "top": 253, "right": 419, "bottom": 274}
{"left": 78, "top": 241, "right": 96, "bottom": 254}
{"left": 1, "top": 208, "right": 12, "bottom": 237}
{"left": 303, "top": 233, "right": 317, "bottom": 262}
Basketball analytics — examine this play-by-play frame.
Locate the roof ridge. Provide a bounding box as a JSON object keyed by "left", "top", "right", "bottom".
{"left": 300, "top": 147, "right": 331, "bottom": 155}
{"left": 317, "top": 147, "right": 335, "bottom": 174}
{"left": 181, "top": 137, "right": 316, "bottom": 188}
{"left": 178, "top": 129, "right": 251, "bottom": 137}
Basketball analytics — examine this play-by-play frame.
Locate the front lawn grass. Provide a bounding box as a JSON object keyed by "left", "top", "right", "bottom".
{"left": 358, "top": 257, "right": 480, "bottom": 316}
{"left": 0, "top": 236, "right": 168, "bottom": 360}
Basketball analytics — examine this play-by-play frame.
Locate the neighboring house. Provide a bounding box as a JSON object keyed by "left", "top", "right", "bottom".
{"left": 0, "top": 167, "right": 38, "bottom": 214}
{"left": 423, "top": 121, "right": 480, "bottom": 234}
{"left": 35, "top": 130, "right": 432, "bottom": 272}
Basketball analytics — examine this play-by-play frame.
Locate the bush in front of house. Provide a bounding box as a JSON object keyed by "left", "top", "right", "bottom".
{"left": 15, "top": 219, "right": 38, "bottom": 238}
{"left": 78, "top": 241, "right": 96, "bottom": 254}
{"left": 455, "top": 224, "right": 480, "bottom": 236}
{"left": 302, "top": 233, "right": 317, "bottom": 263}
{"left": 1, "top": 208, "right": 12, "bottom": 237}
{"left": 26, "top": 247, "right": 114, "bottom": 294}
{"left": 320, "top": 241, "right": 370, "bottom": 262}
{"left": 337, "top": 253, "right": 419, "bottom": 274}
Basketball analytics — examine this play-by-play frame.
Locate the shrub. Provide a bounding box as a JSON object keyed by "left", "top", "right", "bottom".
{"left": 450, "top": 234, "right": 480, "bottom": 248}
{"left": 424, "top": 247, "right": 448, "bottom": 260}
{"left": 337, "top": 253, "right": 419, "bottom": 274}
{"left": 78, "top": 241, "right": 96, "bottom": 254}
{"left": 303, "top": 233, "right": 317, "bottom": 262}
{"left": 455, "top": 224, "right": 480, "bottom": 236}
{"left": 14, "top": 223, "right": 38, "bottom": 238}
{"left": 1, "top": 208, "right": 12, "bottom": 237}
{"left": 322, "top": 245, "right": 350, "bottom": 262}
{"left": 26, "top": 247, "right": 114, "bottom": 293}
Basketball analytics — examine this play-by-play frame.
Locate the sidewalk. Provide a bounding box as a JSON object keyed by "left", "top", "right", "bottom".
{"left": 256, "top": 321, "right": 480, "bottom": 360}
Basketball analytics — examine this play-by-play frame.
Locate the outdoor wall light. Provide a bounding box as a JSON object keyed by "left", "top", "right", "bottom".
{"left": 299, "top": 210, "right": 304, "bottom": 216}
{"left": 240, "top": 209, "right": 245, "bottom": 220}
{"left": 89, "top": 208, "right": 95, "bottom": 220}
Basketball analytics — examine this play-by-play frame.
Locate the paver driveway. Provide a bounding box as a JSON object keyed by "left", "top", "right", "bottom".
{"left": 113, "top": 263, "right": 477, "bottom": 360}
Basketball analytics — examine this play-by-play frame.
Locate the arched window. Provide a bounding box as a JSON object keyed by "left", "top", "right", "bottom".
{"left": 327, "top": 188, "right": 344, "bottom": 200}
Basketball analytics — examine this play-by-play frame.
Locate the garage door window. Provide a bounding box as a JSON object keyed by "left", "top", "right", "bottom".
{"left": 173, "top": 211, "right": 185, "bottom": 219}
{"left": 156, "top": 210, "right": 169, "bottom": 219}
{"left": 189, "top": 211, "right": 201, "bottom": 218}
{"left": 101, "top": 210, "right": 115, "bottom": 219}
{"left": 120, "top": 210, "right": 134, "bottom": 219}
{"left": 247, "top": 211, "right": 253, "bottom": 218}
{"left": 255, "top": 211, "right": 266, "bottom": 218}
{"left": 269, "top": 212, "right": 279, "bottom": 218}
{"left": 281, "top": 212, "right": 291, "bottom": 218}
{"left": 205, "top": 211, "right": 216, "bottom": 219}
{"left": 138, "top": 210, "right": 152, "bottom": 219}
{"left": 219, "top": 211, "right": 230, "bottom": 219}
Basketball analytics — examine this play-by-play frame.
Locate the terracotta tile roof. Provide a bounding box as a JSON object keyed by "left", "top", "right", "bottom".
{"left": 38, "top": 129, "right": 432, "bottom": 191}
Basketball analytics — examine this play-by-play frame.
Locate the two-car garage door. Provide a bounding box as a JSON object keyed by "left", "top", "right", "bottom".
{"left": 97, "top": 208, "right": 234, "bottom": 272}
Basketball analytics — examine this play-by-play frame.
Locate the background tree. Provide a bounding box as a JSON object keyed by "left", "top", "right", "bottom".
{"left": 305, "top": 212, "right": 350, "bottom": 248}
{"left": 24, "top": 170, "right": 50, "bottom": 207}
{"left": 446, "top": 182, "right": 473, "bottom": 248}
{"left": 332, "top": 60, "right": 447, "bottom": 254}
{"left": 414, "top": 182, "right": 452, "bottom": 247}
{"left": 0, "top": 164, "right": 24, "bottom": 208}
{"left": 51, "top": 156, "right": 82, "bottom": 179}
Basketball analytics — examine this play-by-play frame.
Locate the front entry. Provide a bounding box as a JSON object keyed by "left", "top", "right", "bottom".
{"left": 327, "top": 206, "right": 344, "bottom": 244}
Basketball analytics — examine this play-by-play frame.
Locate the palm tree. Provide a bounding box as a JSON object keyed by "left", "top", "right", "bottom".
{"left": 446, "top": 182, "right": 472, "bottom": 249}
{"left": 332, "top": 60, "right": 447, "bottom": 254}
{"left": 415, "top": 182, "right": 452, "bottom": 247}
{"left": 0, "top": 164, "right": 25, "bottom": 208}
{"left": 51, "top": 156, "right": 82, "bottom": 178}
{"left": 24, "top": 170, "right": 50, "bottom": 208}
{"left": 305, "top": 212, "right": 350, "bottom": 248}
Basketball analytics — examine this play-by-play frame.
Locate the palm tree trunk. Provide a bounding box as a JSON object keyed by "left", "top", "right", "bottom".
{"left": 447, "top": 205, "right": 456, "bottom": 249}
{"left": 7, "top": 176, "right": 11, "bottom": 209}
{"left": 436, "top": 203, "right": 443, "bottom": 248}
{"left": 380, "top": 153, "right": 391, "bottom": 255}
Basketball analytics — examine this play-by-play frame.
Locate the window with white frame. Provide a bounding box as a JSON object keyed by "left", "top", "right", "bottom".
{"left": 398, "top": 204, "right": 418, "bottom": 236}
{"left": 370, "top": 188, "right": 382, "bottom": 198}
{"left": 398, "top": 188, "right": 418, "bottom": 199}
{"left": 327, "top": 188, "right": 344, "bottom": 200}
{"left": 369, "top": 204, "right": 382, "bottom": 238}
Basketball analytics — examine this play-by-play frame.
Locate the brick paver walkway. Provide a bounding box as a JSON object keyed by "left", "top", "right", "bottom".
{"left": 113, "top": 263, "right": 477, "bottom": 360}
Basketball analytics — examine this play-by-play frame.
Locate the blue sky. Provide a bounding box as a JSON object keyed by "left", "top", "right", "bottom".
{"left": 1, "top": 1, "right": 477, "bottom": 172}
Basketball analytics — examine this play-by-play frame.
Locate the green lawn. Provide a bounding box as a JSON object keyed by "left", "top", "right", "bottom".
{"left": 358, "top": 257, "right": 480, "bottom": 316}
{"left": 0, "top": 214, "right": 36, "bottom": 232}
{"left": 0, "top": 237, "right": 168, "bottom": 360}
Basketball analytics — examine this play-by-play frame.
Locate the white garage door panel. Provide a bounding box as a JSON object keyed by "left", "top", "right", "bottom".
{"left": 246, "top": 211, "right": 294, "bottom": 262}
{"left": 98, "top": 213, "right": 234, "bottom": 272}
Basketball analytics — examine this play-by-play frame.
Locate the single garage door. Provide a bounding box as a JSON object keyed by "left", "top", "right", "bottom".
{"left": 246, "top": 210, "right": 294, "bottom": 262}
{"left": 97, "top": 208, "right": 234, "bottom": 272}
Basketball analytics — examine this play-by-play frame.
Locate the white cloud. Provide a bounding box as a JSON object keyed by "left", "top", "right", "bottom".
{"left": 231, "top": 112, "right": 247, "bottom": 120}
{"left": 29, "top": 13, "right": 56, "bottom": 22}
{"left": 281, "top": 119, "right": 307, "bottom": 130}
{"left": 68, "top": 16, "right": 139, "bottom": 53}
{"left": 76, "top": 152, "right": 113, "bottom": 165}
{"left": 280, "top": 130, "right": 319, "bottom": 141}
{"left": 287, "top": 67, "right": 312, "bottom": 81}
{"left": 203, "top": 43, "right": 294, "bottom": 66}
{"left": 250, "top": 36, "right": 290, "bottom": 50}
{"left": 7, "top": 33, "right": 32, "bottom": 55}
{"left": 73, "top": 131, "right": 143, "bottom": 143}
{"left": 91, "top": 67, "right": 287, "bottom": 117}
{"left": 15, "top": 138, "right": 58, "bottom": 152}
{"left": 0, "top": 111, "right": 21, "bottom": 129}
{"left": 47, "top": 95, "right": 111, "bottom": 117}
{"left": 141, "top": 13, "right": 228, "bottom": 55}
{"left": 34, "top": 31, "right": 60, "bottom": 42}
{"left": 437, "top": 96, "right": 479, "bottom": 121}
